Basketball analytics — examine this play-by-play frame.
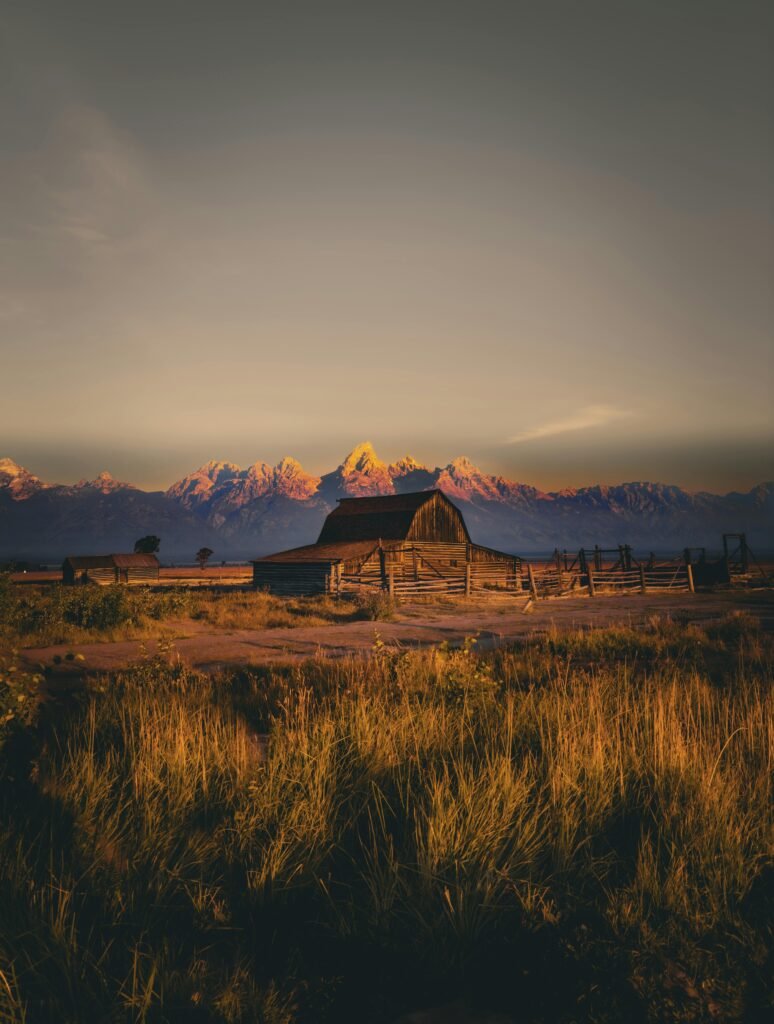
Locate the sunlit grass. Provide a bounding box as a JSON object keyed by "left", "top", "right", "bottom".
{"left": 0, "top": 576, "right": 395, "bottom": 647}
{"left": 0, "top": 615, "right": 771, "bottom": 1021}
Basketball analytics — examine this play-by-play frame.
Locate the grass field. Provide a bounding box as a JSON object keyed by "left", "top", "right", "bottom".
{"left": 0, "top": 578, "right": 395, "bottom": 648}
{"left": 0, "top": 610, "right": 771, "bottom": 1023}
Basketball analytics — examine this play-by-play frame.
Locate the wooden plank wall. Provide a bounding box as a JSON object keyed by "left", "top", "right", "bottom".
{"left": 253, "top": 562, "right": 332, "bottom": 596}
{"left": 125, "top": 567, "right": 160, "bottom": 584}
{"left": 406, "top": 493, "right": 468, "bottom": 543}
{"left": 87, "top": 567, "right": 118, "bottom": 585}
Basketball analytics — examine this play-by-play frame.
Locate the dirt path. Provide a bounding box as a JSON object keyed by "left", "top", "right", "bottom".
{"left": 19, "top": 589, "right": 774, "bottom": 675}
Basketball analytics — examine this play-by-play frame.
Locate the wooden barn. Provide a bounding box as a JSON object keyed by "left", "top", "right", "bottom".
{"left": 252, "top": 490, "right": 521, "bottom": 596}
{"left": 62, "top": 553, "right": 160, "bottom": 586}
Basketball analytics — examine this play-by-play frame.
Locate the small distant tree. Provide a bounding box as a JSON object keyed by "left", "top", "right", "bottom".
{"left": 134, "top": 535, "right": 161, "bottom": 554}
{"left": 196, "top": 547, "right": 214, "bottom": 571}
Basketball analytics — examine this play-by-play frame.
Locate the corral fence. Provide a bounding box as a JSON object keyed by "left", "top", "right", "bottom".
{"left": 337, "top": 555, "right": 697, "bottom": 600}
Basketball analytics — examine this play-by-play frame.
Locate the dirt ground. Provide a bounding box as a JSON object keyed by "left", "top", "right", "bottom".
{"left": 18, "top": 588, "right": 774, "bottom": 676}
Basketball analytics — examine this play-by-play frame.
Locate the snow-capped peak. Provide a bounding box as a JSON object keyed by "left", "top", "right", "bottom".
{"left": 0, "top": 457, "right": 47, "bottom": 499}
{"left": 388, "top": 454, "right": 428, "bottom": 477}
{"left": 74, "top": 471, "right": 135, "bottom": 493}
{"left": 0, "top": 457, "right": 25, "bottom": 478}
{"left": 334, "top": 442, "right": 394, "bottom": 496}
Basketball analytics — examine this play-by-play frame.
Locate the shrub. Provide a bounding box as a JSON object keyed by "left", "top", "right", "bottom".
{"left": 352, "top": 590, "right": 397, "bottom": 621}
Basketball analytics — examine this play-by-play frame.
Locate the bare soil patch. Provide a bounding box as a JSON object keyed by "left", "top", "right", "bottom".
{"left": 19, "top": 588, "right": 774, "bottom": 675}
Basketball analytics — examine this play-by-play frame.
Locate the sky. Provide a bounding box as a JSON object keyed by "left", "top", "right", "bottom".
{"left": 1, "top": 0, "right": 772, "bottom": 494}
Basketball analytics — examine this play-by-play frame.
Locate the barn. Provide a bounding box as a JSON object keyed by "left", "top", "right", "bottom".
{"left": 252, "top": 490, "right": 520, "bottom": 596}
{"left": 62, "top": 553, "right": 160, "bottom": 586}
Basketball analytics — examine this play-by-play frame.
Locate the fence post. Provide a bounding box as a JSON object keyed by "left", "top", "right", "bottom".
{"left": 587, "top": 567, "right": 596, "bottom": 597}
{"left": 639, "top": 565, "right": 646, "bottom": 593}
{"left": 387, "top": 568, "right": 394, "bottom": 597}
{"left": 527, "top": 564, "right": 538, "bottom": 600}
{"left": 465, "top": 563, "right": 471, "bottom": 597}
{"left": 686, "top": 564, "right": 695, "bottom": 594}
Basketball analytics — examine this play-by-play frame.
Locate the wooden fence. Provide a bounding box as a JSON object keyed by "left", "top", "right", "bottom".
{"left": 587, "top": 565, "right": 694, "bottom": 595}
{"left": 337, "top": 561, "right": 696, "bottom": 600}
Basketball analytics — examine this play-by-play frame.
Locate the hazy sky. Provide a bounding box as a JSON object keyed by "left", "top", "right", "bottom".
{"left": 1, "top": 0, "right": 772, "bottom": 492}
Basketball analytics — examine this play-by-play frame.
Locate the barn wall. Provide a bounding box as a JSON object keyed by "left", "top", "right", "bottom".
{"left": 125, "top": 567, "right": 160, "bottom": 584}
{"left": 253, "top": 562, "right": 333, "bottom": 596}
{"left": 87, "top": 567, "right": 118, "bottom": 585}
{"left": 406, "top": 494, "right": 468, "bottom": 543}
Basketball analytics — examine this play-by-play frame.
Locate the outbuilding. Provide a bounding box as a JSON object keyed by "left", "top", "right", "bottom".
{"left": 252, "top": 490, "right": 520, "bottom": 596}
{"left": 62, "top": 553, "right": 160, "bottom": 586}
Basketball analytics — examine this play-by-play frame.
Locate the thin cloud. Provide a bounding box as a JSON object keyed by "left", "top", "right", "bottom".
{"left": 507, "top": 404, "right": 631, "bottom": 444}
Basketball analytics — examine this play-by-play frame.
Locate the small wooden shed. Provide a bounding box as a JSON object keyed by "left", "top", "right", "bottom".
{"left": 252, "top": 490, "right": 520, "bottom": 596}
{"left": 62, "top": 553, "right": 160, "bottom": 586}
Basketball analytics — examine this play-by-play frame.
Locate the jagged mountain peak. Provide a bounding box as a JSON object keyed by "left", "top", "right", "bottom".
{"left": 329, "top": 442, "right": 394, "bottom": 496}
{"left": 0, "top": 457, "right": 47, "bottom": 500}
{"left": 389, "top": 454, "right": 428, "bottom": 477}
{"left": 165, "top": 461, "right": 240, "bottom": 507}
{"left": 0, "top": 457, "right": 26, "bottom": 477}
{"left": 340, "top": 441, "right": 384, "bottom": 472}
{"left": 74, "top": 470, "right": 135, "bottom": 493}
{"left": 447, "top": 455, "right": 478, "bottom": 474}
{"left": 198, "top": 459, "right": 242, "bottom": 480}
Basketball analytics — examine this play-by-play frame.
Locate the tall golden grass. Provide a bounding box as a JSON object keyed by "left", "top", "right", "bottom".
{"left": 0, "top": 614, "right": 771, "bottom": 1022}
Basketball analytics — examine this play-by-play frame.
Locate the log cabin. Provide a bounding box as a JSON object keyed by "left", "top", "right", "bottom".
{"left": 62, "top": 553, "right": 160, "bottom": 586}
{"left": 252, "top": 490, "right": 520, "bottom": 596}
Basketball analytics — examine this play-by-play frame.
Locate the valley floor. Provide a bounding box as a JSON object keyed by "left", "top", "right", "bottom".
{"left": 19, "top": 588, "right": 774, "bottom": 676}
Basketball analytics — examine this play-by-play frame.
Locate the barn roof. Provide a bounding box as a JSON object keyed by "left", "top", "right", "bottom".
{"left": 317, "top": 489, "right": 470, "bottom": 544}
{"left": 253, "top": 540, "right": 384, "bottom": 565}
{"left": 63, "top": 553, "right": 160, "bottom": 570}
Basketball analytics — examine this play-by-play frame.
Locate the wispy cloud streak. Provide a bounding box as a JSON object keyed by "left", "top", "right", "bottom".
{"left": 507, "top": 404, "right": 631, "bottom": 444}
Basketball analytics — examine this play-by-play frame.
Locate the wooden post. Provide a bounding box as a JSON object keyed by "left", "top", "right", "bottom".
{"left": 740, "top": 533, "right": 749, "bottom": 574}
{"left": 686, "top": 564, "right": 695, "bottom": 594}
{"left": 639, "top": 565, "right": 646, "bottom": 593}
{"left": 378, "top": 545, "right": 386, "bottom": 588}
{"left": 527, "top": 564, "right": 538, "bottom": 600}
{"left": 587, "top": 567, "right": 596, "bottom": 597}
{"left": 465, "top": 563, "right": 471, "bottom": 596}
{"left": 594, "top": 545, "right": 602, "bottom": 571}
{"left": 387, "top": 567, "right": 394, "bottom": 597}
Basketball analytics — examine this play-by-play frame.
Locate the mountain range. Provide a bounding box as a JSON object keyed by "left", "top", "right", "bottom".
{"left": 1, "top": 446, "right": 772, "bottom": 562}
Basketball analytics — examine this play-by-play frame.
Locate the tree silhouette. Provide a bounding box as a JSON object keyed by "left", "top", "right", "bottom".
{"left": 196, "top": 547, "right": 214, "bottom": 570}
{"left": 134, "top": 535, "right": 161, "bottom": 554}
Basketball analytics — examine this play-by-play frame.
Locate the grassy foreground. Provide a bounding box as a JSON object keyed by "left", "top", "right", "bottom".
{"left": 0, "top": 616, "right": 772, "bottom": 1023}
{"left": 0, "top": 577, "right": 394, "bottom": 647}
